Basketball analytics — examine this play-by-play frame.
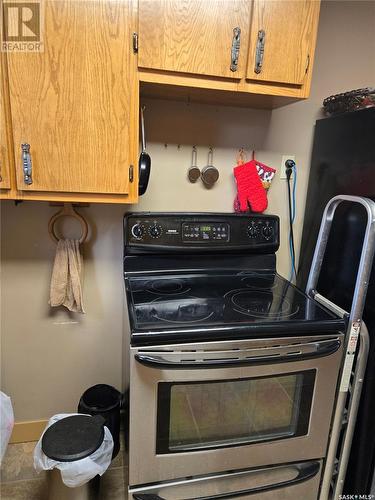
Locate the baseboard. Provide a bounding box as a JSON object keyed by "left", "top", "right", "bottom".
{"left": 10, "top": 420, "right": 48, "bottom": 443}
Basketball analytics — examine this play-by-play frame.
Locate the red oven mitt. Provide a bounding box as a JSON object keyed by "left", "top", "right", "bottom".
{"left": 233, "top": 160, "right": 268, "bottom": 213}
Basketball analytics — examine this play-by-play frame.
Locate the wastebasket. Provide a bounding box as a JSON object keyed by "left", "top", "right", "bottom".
{"left": 34, "top": 414, "right": 113, "bottom": 500}
{"left": 78, "top": 384, "right": 122, "bottom": 459}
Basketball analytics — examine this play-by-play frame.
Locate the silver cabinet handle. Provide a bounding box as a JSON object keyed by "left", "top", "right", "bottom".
{"left": 254, "top": 29, "right": 265, "bottom": 74}
{"left": 22, "top": 143, "right": 32, "bottom": 185}
{"left": 230, "top": 27, "right": 241, "bottom": 72}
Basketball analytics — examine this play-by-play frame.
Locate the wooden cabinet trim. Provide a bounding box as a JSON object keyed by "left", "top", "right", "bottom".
{"left": 0, "top": 50, "right": 15, "bottom": 192}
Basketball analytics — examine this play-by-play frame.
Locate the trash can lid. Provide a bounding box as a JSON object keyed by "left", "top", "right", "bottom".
{"left": 42, "top": 415, "right": 105, "bottom": 462}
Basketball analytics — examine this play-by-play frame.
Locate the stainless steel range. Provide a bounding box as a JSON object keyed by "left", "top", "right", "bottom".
{"left": 123, "top": 213, "right": 346, "bottom": 500}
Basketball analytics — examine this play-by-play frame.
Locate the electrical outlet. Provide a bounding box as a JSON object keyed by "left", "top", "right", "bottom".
{"left": 280, "top": 155, "right": 296, "bottom": 179}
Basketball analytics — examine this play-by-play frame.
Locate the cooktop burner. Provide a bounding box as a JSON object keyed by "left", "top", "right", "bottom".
{"left": 127, "top": 271, "right": 344, "bottom": 337}
{"left": 149, "top": 297, "right": 214, "bottom": 323}
{"left": 147, "top": 279, "right": 190, "bottom": 295}
{"left": 229, "top": 289, "right": 298, "bottom": 318}
{"left": 240, "top": 275, "right": 278, "bottom": 289}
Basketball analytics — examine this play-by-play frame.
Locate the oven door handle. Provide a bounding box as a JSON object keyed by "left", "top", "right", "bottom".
{"left": 132, "top": 461, "right": 320, "bottom": 500}
{"left": 194, "top": 461, "right": 320, "bottom": 500}
{"left": 134, "top": 339, "right": 340, "bottom": 369}
{"left": 133, "top": 496, "right": 166, "bottom": 500}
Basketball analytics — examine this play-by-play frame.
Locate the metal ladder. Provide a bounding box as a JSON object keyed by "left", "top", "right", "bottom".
{"left": 305, "top": 195, "right": 375, "bottom": 500}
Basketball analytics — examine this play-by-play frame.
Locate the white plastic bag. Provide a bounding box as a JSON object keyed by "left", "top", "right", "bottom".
{"left": 0, "top": 391, "right": 15, "bottom": 464}
{"left": 33, "top": 413, "right": 114, "bottom": 488}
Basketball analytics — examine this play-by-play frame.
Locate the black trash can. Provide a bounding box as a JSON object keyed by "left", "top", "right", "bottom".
{"left": 78, "top": 385, "right": 122, "bottom": 459}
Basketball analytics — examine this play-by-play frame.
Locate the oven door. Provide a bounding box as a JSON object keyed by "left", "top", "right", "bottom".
{"left": 129, "top": 335, "right": 343, "bottom": 486}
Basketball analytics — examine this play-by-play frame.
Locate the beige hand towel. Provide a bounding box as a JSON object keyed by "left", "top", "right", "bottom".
{"left": 49, "top": 239, "right": 85, "bottom": 313}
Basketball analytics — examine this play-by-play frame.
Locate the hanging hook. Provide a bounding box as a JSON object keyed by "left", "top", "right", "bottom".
{"left": 192, "top": 145, "right": 197, "bottom": 165}
{"left": 48, "top": 203, "right": 88, "bottom": 244}
{"left": 208, "top": 146, "right": 213, "bottom": 165}
{"left": 237, "top": 148, "right": 246, "bottom": 165}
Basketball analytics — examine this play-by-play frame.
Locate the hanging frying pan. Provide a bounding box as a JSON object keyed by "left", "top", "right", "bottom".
{"left": 138, "top": 106, "right": 151, "bottom": 196}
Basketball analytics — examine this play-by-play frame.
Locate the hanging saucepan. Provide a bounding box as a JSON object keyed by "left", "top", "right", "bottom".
{"left": 138, "top": 106, "right": 151, "bottom": 196}
{"left": 201, "top": 147, "right": 219, "bottom": 188}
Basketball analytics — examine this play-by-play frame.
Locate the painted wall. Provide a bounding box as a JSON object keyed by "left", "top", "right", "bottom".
{"left": 1, "top": 0, "right": 374, "bottom": 422}
{"left": 263, "top": 0, "right": 375, "bottom": 266}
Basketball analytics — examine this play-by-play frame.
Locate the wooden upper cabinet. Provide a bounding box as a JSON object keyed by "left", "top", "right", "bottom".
{"left": 246, "top": 0, "right": 320, "bottom": 86}
{"left": 138, "top": 0, "right": 252, "bottom": 79}
{"left": 7, "top": 0, "right": 136, "bottom": 195}
{"left": 0, "top": 54, "right": 11, "bottom": 190}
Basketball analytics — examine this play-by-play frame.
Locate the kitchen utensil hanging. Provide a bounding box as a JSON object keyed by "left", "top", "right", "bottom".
{"left": 188, "top": 146, "right": 200, "bottom": 182}
{"left": 201, "top": 147, "right": 219, "bottom": 187}
{"left": 48, "top": 203, "right": 88, "bottom": 244}
{"left": 138, "top": 106, "right": 151, "bottom": 196}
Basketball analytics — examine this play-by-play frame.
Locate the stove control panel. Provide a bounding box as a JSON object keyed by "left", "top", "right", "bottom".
{"left": 125, "top": 213, "right": 279, "bottom": 252}
{"left": 182, "top": 223, "right": 229, "bottom": 242}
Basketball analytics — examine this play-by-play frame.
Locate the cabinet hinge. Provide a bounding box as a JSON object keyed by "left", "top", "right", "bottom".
{"left": 305, "top": 54, "right": 310, "bottom": 74}
{"left": 129, "top": 164, "right": 134, "bottom": 183}
{"left": 132, "top": 32, "right": 138, "bottom": 53}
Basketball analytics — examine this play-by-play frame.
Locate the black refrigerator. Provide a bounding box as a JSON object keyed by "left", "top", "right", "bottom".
{"left": 297, "top": 106, "right": 375, "bottom": 494}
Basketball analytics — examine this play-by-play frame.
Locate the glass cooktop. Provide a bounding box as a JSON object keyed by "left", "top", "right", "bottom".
{"left": 126, "top": 272, "right": 346, "bottom": 336}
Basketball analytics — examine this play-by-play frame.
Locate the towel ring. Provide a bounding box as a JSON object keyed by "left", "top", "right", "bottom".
{"left": 48, "top": 203, "right": 88, "bottom": 244}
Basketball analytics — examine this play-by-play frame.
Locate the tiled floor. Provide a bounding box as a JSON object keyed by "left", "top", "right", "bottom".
{"left": 0, "top": 435, "right": 127, "bottom": 499}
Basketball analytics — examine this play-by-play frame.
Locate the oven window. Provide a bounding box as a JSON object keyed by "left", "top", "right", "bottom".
{"left": 156, "top": 370, "right": 315, "bottom": 454}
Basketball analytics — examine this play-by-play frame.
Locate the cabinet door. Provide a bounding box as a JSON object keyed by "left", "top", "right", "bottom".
{"left": 0, "top": 54, "right": 11, "bottom": 190}
{"left": 7, "top": 0, "right": 136, "bottom": 194}
{"left": 138, "top": 0, "right": 251, "bottom": 79}
{"left": 247, "top": 0, "right": 320, "bottom": 86}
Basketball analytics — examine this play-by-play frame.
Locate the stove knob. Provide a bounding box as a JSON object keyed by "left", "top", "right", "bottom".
{"left": 149, "top": 224, "right": 163, "bottom": 238}
{"left": 131, "top": 223, "right": 144, "bottom": 239}
{"left": 247, "top": 224, "right": 260, "bottom": 238}
{"left": 262, "top": 225, "right": 274, "bottom": 240}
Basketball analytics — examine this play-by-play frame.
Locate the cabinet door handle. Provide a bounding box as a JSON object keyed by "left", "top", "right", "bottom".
{"left": 254, "top": 29, "right": 265, "bottom": 74}
{"left": 21, "top": 143, "right": 32, "bottom": 185}
{"left": 230, "top": 27, "right": 241, "bottom": 72}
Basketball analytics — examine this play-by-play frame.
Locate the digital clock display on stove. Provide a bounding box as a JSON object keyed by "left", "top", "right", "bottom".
{"left": 182, "top": 223, "right": 230, "bottom": 242}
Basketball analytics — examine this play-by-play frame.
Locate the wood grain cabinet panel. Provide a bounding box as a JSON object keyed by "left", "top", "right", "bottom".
{"left": 6, "top": 0, "right": 137, "bottom": 195}
{"left": 138, "top": 0, "right": 252, "bottom": 79}
{"left": 0, "top": 53, "right": 11, "bottom": 190}
{"left": 246, "top": 0, "right": 320, "bottom": 86}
